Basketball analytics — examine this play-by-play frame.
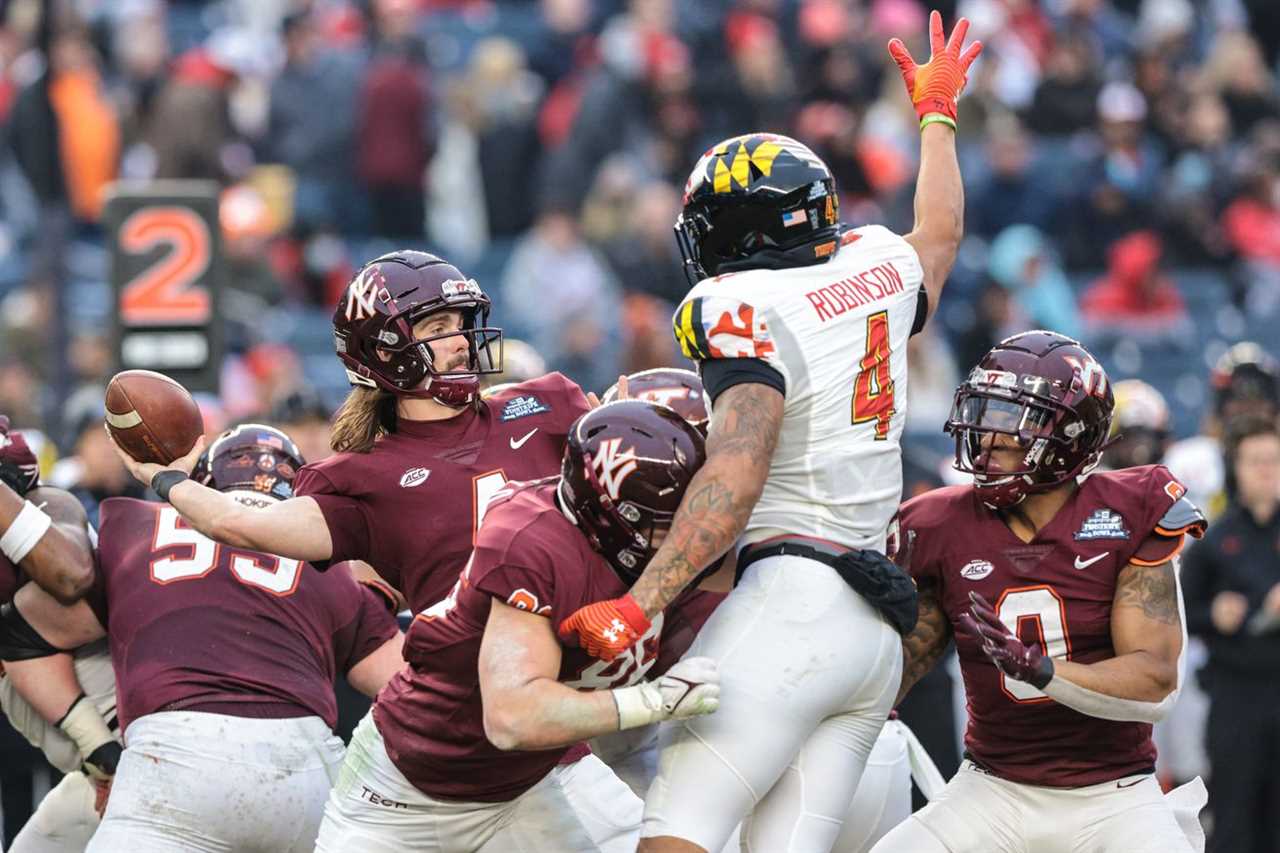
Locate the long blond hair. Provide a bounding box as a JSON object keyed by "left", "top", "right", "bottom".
{"left": 329, "top": 386, "right": 397, "bottom": 454}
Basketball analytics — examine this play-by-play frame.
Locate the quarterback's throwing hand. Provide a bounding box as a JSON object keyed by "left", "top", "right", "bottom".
{"left": 888, "top": 10, "right": 983, "bottom": 129}
{"left": 613, "top": 656, "right": 721, "bottom": 731}
{"left": 557, "top": 594, "right": 651, "bottom": 661}
{"left": 961, "top": 591, "right": 1054, "bottom": 689}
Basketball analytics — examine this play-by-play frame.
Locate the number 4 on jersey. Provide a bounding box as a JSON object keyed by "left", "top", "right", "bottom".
{"left": 851, "top": 311, "right": 895, "bottom": 439}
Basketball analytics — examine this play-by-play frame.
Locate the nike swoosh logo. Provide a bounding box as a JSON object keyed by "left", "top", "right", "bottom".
{"left": 509, "top": 428, "right": 538, "bottom": 450}
{"left": 1116, "top": 777, "right": 1146, "bottom": 788}
{"left": 1074, "top": 553, "right": 1108, "bottom": 570}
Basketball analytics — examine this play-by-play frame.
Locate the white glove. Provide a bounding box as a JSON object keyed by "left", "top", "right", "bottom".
{"left": 612, "top": 656, "right": 721, "bottom": 731}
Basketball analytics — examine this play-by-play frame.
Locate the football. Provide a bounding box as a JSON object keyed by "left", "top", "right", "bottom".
{"left": 104, "top": 370, "right": 204, "bottom": 464}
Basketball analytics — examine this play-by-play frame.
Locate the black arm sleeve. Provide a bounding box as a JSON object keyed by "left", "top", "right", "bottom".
{"left": 698, "top": 358, "right": 786, "bottom": 406}
{"left": 911, "top": 288, "right": 929, "bottom": 336}
{"left": 0, "top": 601, "right": 61, "bottom": 660}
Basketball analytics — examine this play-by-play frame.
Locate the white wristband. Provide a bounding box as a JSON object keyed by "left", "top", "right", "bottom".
{"left": 612, "top": 682, "right": 663, "bottom": 731}
{"left": 0, "top": 500, "right": 52, "bottom": 564}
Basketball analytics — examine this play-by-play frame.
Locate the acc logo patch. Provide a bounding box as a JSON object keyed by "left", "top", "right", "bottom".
{"left": 399, "top": 467, "right": 430, "bottom": 488}
{"left": 960, "top": 559, "right": 994, "bottom": 581}
{"left": 1074, "top": 508, "right": 1131, "bottom": 541}
{"left": 500, "top": 395, "right": 550, "bottom": 422}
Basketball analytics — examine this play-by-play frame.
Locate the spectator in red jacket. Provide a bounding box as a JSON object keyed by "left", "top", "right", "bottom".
{"left": 1080, "top": 230, "right": 1189, "bottom": 336}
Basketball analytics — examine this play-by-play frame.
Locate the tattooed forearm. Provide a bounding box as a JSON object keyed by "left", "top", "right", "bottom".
{"left": 629, "top": 382, "right": 784, "bottom": 617}
{"left": 895, "top": 584, "right": 950, "bottom": 706}
{"left": 1114, "top": 560, "right": 1181, "bottom": 626}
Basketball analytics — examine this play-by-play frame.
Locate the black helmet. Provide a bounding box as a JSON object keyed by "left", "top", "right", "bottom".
{"left": 1211, "top": 342, "right": 1279, "bottom": 419}
{"left": 675, "top": 133, "right": 842, "bottom": 286}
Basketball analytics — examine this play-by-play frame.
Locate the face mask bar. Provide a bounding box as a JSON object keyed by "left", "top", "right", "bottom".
{"left": 949, "top": 392, "right": 1059, "bottom": 479}
{"left": 380, "top": 304, "right": 505, "bottom": 380}
{"left": 675, "top": 210, "right": 711, "bottom": 287}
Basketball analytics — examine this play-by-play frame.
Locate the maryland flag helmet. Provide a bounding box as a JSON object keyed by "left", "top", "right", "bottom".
{"left": 675, "top": 133, "right": 841, "bottom": 287}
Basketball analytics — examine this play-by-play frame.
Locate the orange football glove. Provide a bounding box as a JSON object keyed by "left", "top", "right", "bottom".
{"left": 558, "top": 594, "right": 651, "bottom": 661}
{"left": 888, "top": 10, "right": 983, "bottom": 130}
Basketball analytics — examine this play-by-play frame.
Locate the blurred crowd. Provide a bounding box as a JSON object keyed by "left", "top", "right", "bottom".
{"left": 1, "top": 0, "right": 1280, "bottom": 461}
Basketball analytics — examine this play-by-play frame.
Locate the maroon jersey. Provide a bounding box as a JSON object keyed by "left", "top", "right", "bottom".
{"left": 294, "top": 373, "right": 588, "bottom": 613}
{"left": 898, "top": 465, "right": 1206, "bottom": 787}
{"left": 89, "top": 497, "right": 399, "bottom": 733}
{"left": 374, "top": 481, "right": 706, "bottom": 802}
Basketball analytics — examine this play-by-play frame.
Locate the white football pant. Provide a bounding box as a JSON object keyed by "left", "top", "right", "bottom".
{"left": 642, "top": 553, "right": 903, "bottom": 852}
{"left": 85, "top": 711, "right": 345, "bottom": 853}
{"left": 8, "top": 772, "right": 98, "bottom": 853}
{"left": 869, "top": 761, "right": 1205, "bottom": 853}
{"left": 595, "top": 717, "right": 915, "bottom": 853}
{"left": 315, "top": 712, "right": 642, "bottom": 853}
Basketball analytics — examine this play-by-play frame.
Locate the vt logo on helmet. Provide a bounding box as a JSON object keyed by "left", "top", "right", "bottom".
{"left": 675, "top": 133, "right": 842, "bottom": 287}
{"left": 558, "top": 401, "right": 706, "bottom": 582}
{"left": 601, "top": 368, "right": 709, "bottom": 436}
{"left": 332, "top": 251, "right": 504, "bottom": 406}
{"left": 947, "top": 330, "right": 1115, "bottom": 509}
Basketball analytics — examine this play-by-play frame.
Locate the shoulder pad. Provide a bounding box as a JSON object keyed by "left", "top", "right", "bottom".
{"left": 1156, "top": 494, "right": 1208, "bottom": 540}
{"left": 673, "top": 293, "right": 776, "bottom": 363}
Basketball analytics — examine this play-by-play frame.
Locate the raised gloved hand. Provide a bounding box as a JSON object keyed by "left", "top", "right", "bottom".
{"left": 557, "top": 594, "right": 651, "bottom": 662}
{"left": 888, "top": 10, "right": 983, "bottom": 130}
{"left": 57, "top": 694, "right": 122, "bottom": 781}
{"left": 612, "top": 656, "right": 721, "bottom": 730}
{"left": 960, "top": 591, "right": 1054, "bottom": 689}
{"left": 0, "top": 416, "right": 40, "bottom": 496}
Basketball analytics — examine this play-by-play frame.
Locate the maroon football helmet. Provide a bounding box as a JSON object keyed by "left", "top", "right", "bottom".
{"left": 332, "top": 251, "right": 503, "bottom": 406}
{"left": 601, "top": 368, "right": 709, "bottom": 435}
{"left": 191, "top": 424, "right": 305, "bottom": 502}
{"left": 559, "top": 400, "right": 706, "bottom": 582}
{"left": 946, "top": 330, "right": 1115, "bottom": 508}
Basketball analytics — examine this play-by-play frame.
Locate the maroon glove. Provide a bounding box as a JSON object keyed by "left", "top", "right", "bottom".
{"left": 960, "top": 591, "right": 1054, "bottom": 689}
{"left": 0, "top": 416, "right": 39, "bottom": 496}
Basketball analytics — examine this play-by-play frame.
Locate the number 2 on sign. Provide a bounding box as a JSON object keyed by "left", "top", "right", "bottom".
{"left": 119, "top": 207, "right": 212, "bottom": 326}
{"left": 851, "top": 310, "right": 895, "bottom": 439}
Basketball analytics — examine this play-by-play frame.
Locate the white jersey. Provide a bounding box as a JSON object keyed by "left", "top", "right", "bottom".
{"left": 673, "top": 225, "right": 924, "bottom": 551}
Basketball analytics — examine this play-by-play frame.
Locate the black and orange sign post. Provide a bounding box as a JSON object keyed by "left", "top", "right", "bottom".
{"left": 105, "top": 182, "right": 224, "bottom": 394}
